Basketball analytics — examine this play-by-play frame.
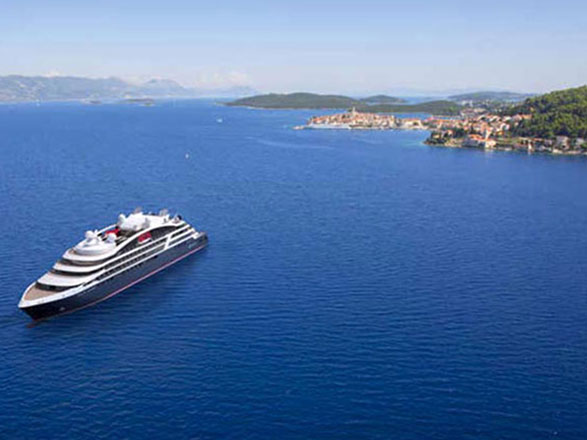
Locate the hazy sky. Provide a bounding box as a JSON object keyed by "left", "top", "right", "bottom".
{"left": 1, "top": 0, "right": 586, "bottom": 94}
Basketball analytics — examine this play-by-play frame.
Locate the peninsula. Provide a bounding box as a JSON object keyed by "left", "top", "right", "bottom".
{"left": 300, "top": 85, "right": 587, "bottom": 156}
{"left": 427, "top": 85, "right": 586, "bottom": 154}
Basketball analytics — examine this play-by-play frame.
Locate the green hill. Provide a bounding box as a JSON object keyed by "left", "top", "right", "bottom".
{"left": 508, "top": 85, "right": 587, "bottom": 138}
{"left": 358, "top": 100, "right": 462, "bottom": 116}
{"left": 226, "top": 93, "right": 459, "bottom": 115}
{"left": 226, "top": 93, "right": 359, "bottom": 109}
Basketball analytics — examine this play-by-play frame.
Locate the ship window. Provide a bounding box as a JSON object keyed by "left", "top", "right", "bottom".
{"left": 170, "top": 226, "right": 191, "bottom": 239}
{"left": 60, "top": 257, "right": 109, "bottom": 266}
{"left": 36, "top": 282, "right": 70, "bottom": 292}
{"left": 51, "top": 268, "right": 100, "bottom": 276}
{"left": 96, "top": 245, "right": 163, "bottom": 282}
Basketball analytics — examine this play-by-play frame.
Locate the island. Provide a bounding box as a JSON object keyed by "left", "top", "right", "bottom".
{"left": 122, "top": 97, "right": 155, "bottom": 106}
{"left": 298, "top": 85, "right": 587, "bottom": 156}
{"left": 225, "top": 92, "right": 407, "bottom": 109}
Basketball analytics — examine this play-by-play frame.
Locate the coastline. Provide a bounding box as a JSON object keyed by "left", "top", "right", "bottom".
{"left": 424, "top": 137, "right": 587, "bottom": 156}
{"left": 296, "top": 124, "right": 587, "bottom": 157}
{"left": 296, "top": 108, "right": 587, "bottom": 157}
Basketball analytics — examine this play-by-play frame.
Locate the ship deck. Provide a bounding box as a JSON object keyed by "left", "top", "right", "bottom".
{"left": 23, "top": 284, "right": 59, "bottom": 301}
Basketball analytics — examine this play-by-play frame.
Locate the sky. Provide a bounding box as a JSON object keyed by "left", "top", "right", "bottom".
{"left": 1, "top": 0, "right": 586, "bottom": 94}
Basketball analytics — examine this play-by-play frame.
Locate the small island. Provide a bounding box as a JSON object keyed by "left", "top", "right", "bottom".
{"left": 226, "top": 92, "right": 406, "bottom": 109}
{"left": 122, "top": 97, "right": 155, "bottom": 106}
{"left": 227, "top": 92, "right": 463, "bottom": 115}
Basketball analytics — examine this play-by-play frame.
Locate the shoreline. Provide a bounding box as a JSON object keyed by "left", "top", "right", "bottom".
{"left": 297, "top": 108, "right": 587, "bottom": 157}
{"left": 424, "top": 138, "right": 587, "bottom": 156}
{"left": 295, "top": 124, "right": 587, "bottom": 157}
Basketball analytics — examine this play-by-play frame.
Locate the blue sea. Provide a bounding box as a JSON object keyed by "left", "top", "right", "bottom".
{"left": 1, "top": 100, "right": 587, "bottom": 439}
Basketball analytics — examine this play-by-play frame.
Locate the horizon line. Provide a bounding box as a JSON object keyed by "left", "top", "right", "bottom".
{"left": 1, "top": 72, "right": 584, "bottom": 97}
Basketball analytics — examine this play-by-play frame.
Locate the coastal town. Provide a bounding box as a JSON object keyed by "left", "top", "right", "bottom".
{"left": 298, "top": 107, "right": 586, "bottom": 155}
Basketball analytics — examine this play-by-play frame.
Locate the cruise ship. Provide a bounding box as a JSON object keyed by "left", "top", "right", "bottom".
{"left": 19, "top": 208, "right": 208, "bottom": 320}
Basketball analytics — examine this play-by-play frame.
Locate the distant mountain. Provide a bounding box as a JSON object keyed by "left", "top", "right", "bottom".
{"left": 140, "top": 78, "right": 187, "bottom": 96}
{"left": 226, "top": 92, "right": 406, "bottom": 109}
{"left": 448, "top": 91, "right": 534, "bottom": 103}
{"left": 361, "top": 95, "right": 406, "bottom": 105}
{"left": 0, "top": 75, "right": 135, "bottom": 102}
{"left": 197, "top": 85, "right": 259, "bottom": 98}
{"left": 0, "top": 75, "right": 256, "bottom": 102}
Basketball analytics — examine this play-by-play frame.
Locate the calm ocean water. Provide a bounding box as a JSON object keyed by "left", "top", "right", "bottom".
{"left": 1, "top": 100, "right": 587, "bottom": 439}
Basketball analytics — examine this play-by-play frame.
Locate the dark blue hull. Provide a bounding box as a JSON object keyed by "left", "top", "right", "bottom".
{"left": 22, "top": 234, "right": 208, "bottom": 321}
